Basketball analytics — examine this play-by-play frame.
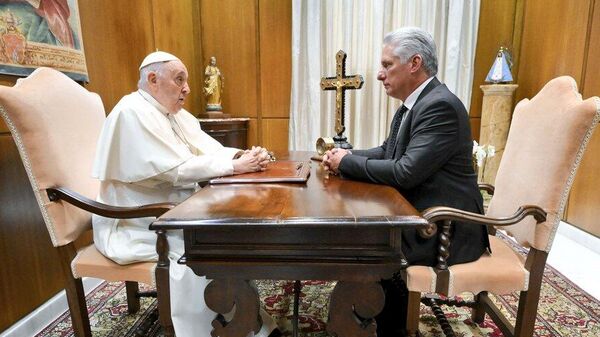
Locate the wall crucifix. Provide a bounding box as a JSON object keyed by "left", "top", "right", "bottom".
{"left": 320, "top": 50, "right": 364, "bottom": 149}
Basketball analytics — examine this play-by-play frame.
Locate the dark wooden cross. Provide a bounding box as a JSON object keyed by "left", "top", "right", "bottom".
{"left": 320, "top": 50, "right": 364, "bottom": 149}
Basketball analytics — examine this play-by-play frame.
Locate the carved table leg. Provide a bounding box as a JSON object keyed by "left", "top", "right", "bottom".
{"left": 204, "top": 279, "right": 261, "bottom": 337}
{"left": 155, "top": 229, "right": 174, "bottom": 337}
{"left": 327, "top": 281, "right": 385, "bottom": 337}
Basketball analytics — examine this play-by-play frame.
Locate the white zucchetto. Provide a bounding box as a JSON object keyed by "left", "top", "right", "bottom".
{"left": 139, "top": 51, "right": 180, "bottom": 70}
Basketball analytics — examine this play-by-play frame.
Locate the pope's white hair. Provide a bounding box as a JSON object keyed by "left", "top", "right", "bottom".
{"left": 138, "top": 62, "right": 166, "bottom": 90}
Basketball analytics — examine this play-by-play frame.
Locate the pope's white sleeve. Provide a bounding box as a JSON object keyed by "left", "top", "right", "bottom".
{"left": 174, "top": 149, "right": 240, "bottom": 185}
{"left": 136, "top": 148, "right": 241, "bottom": 187}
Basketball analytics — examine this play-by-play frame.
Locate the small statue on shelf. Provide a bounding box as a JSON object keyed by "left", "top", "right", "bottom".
{"left": 485, "top": 47, "right": 513, "bottom": 83}
{"left": 204, "top": 56, "right": 224, "bottom": 111}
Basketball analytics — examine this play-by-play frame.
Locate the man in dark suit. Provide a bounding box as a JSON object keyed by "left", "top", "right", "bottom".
{"left": 323, "top": 27, "right": 490, "bottom": 336}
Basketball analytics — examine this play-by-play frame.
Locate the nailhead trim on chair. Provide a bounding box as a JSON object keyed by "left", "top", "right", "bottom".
{"left": 428, "top": 267, "right": 436, "bottom": 292}
{"left": 448, "top": 269, "right": 454, "bottom": 296}
{"left": 150, "top": 264, "right": 157, "bottom": 288}
{"left": 70, "top": 246, "right": 86, "bottom": 279}
{"left": 544, "top": 95, "right": 600, "bottom": 252}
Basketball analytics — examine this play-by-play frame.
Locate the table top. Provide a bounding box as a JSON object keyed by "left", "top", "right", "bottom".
{"left": 151, "top": 151, "right": 426, "bottom": 230}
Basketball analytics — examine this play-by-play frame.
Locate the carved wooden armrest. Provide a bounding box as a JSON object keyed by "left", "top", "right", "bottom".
{"left": 478, "top": 183, "right": 495, "bottom": 195}
{"left": 422, "top": 205, "right": 546, "bottom": 226}
{"left": 46, "top": 187, "right": 175, "bottom": 219}
{"left": 420, "top": 205, "right": 546, "bottom": 271}
{"left": 416, "top": 205, "right": 546, "bottom": 240}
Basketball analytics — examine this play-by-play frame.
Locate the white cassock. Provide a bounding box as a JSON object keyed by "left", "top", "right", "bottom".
{"left": 92, "top": 89, "right": 276, "bottom": 337}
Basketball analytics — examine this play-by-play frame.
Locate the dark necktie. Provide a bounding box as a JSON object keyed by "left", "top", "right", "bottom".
{"left": 385, "top": 105, "right": 408, "bottom": 159}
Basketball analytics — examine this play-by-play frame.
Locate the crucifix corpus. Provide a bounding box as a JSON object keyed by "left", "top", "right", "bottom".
{"left": 320, "top": 50, "right": 364, "bottom": 150}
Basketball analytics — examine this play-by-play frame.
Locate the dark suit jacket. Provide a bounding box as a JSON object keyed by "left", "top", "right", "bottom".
{"left": 339, "top": 77, "right": 489, "bottom": 266}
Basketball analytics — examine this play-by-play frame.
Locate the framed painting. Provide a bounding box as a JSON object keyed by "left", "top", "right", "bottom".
{"left": 0, "top": 0, "right": 88, "bottom": 81}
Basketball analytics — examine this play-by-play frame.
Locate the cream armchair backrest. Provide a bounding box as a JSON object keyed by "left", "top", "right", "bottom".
{"left": 0, "top": 67, "right": 104, "bottom": 247}
{"left": 487, "top": 76, "right": 600, "bottom": 251}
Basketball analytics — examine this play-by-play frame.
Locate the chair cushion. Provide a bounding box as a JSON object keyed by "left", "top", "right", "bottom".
{"left": 71, "top": 245, "right": 156, "bottom": 287}
{"left": 406, "top": 235, "right": 528, "bottom": 297}
{"left": 405, "top": 262, "right": 437, "bottom": 293}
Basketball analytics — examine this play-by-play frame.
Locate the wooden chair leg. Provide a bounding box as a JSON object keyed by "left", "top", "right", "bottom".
{"left": 64, "top": 276, "right": 92, "bottom": 337}
{"left": 156, "top": 230, "right": 175, "bottom": 337}
{"left": 471, "top": 291, "right": 487, "bottom": 324}
{"left": 125, "top": 281, "right": 141, "bottom": 314}
{"left": 514, "top": 249, "right": 547, "bottom": 337}
{"left": 406, "top": 291, "right": 421, "bottom": 337}
{"left": 479, "top": 292, "right": 515, "bottom": 337}
{"left": 58, "top": 244, "right": 91, "bottom": 337}
{"left": 514, "top": 288, "right": 541, "bottom": 337}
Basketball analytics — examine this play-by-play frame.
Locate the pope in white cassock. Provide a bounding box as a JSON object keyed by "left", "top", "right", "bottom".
{"left": 91, "top": 51, "right": 280, "bottom": 337}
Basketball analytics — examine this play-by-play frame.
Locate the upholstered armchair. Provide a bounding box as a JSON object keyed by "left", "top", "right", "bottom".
{"left": 0, "top": 68, "right": 175, "bottom": 337}
{"left": 403, "top": 76, "right": 600, "bottom": 337}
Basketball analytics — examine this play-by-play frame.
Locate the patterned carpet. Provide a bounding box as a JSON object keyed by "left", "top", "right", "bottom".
{"left": 37, "top": 245, "right": 600, "bottom": 336}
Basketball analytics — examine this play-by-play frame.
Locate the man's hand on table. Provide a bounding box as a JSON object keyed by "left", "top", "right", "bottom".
{"left": 322, "top": 148, "right": 350, "bottom": 175}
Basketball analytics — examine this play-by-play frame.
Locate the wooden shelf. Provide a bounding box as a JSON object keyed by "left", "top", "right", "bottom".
{"left": 198, "top": 118, "right": 249, "bottom": 149}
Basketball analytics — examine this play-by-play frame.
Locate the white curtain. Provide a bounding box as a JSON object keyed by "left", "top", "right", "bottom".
{"left": 289, "top": 0, "right": 481, "bottom": 150}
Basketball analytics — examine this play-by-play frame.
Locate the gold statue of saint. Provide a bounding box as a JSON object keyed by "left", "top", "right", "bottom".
{"left": 204, "top": 56, "right": 224, "bottom": 111}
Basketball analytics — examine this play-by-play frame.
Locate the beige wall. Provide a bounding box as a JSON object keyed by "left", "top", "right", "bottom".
{"left": 560, "top": 0, "right": 600, "bottom": 237}
{"left": 199, "top": 0, "right": 291, "bottom": 154}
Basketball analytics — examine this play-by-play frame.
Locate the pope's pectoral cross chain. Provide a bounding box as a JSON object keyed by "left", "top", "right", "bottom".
{"left": 320, "top": 50, "right": 364, "bottom": 140}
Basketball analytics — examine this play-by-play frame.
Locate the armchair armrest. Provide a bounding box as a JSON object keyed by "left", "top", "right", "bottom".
{"left": 47, "top": 187, "right": 175, "bottom": 219}
{"left": 419, "top": 205, "right": 546, "bottom": 273}
{"left": 478, "top": 183, "right": 495, "bottom": 195}
{"left": 422, "top": 205, "right": 546, "bottom": 226}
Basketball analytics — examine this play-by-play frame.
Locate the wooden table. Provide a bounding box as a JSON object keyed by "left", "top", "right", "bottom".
{"left": 150, "top": 151, "right": 430, "bottom": 337}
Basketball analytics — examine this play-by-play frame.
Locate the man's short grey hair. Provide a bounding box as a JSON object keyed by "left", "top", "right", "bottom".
{"left": 383, "top": 27, "right": 438, "bottom": 77}
{"left": 138, "top": 62, "right": 165, "bottom": 89}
